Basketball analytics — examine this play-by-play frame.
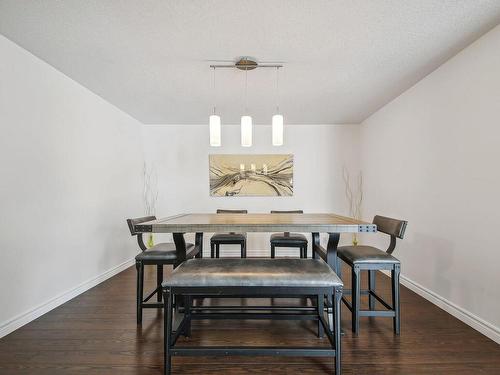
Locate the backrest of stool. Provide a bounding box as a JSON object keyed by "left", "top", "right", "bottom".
{"left": 271, "top": 211, "right": 303, "bottom": 236}
{"left": 373, "top": 215, "right": 407, "bottom": 239}
{"left": 216, "top": 209, "right": 248, "bottom": 214}
{"left": 127, "top": 215, "right": 157, "bottom": 236}
{"left": 373, "top": 215, "right": 408, "bottom": 254}
{"left": 216, "top": 210, "right": 247, "bottom": 234}
{"left": 126, "top": 215, "right": 156, "bottom": 252}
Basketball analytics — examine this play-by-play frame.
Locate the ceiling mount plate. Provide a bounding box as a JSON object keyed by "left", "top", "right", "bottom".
{"left": 210, "top": 57, "right": 282, "bottom": 70}
{"left": 235, "top": 57, "right": 258, "bottom": 70}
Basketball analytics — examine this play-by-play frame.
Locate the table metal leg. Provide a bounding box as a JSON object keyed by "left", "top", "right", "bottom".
{"left": 173, "top": 233, "right": 187, "bottom": 263}
{"left": 195, "top": 232, "right": 203, "bottom": 258}
{"left": 326, "top": 232, "right": 340, "bottom": 274}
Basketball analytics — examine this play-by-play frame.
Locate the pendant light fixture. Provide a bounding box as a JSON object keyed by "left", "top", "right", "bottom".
{"left": 209, "top": 67, "right": 221, "bottom": 147}
{"left": 272, "top": 67, "right": 284, "bottom": 146}
{"left": 241, "top": 66, "right": 252, "bottom": 147}
{"left": 208, "top": 57, "right": 284, "bottom": 147}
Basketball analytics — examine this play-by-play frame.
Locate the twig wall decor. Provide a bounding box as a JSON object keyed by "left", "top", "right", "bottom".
{"left": 342, "top": 165, "right": 363, "bottom": 245}
{"left": 143, "top": 162, "right": 158, "bottom": 216}
{"left": 143, "top": 163, "right": 158, "bottom": 247}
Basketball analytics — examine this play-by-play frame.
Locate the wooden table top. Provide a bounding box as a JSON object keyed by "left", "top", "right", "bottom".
{"left": 136, "top": 213, "right": 377, "bottom": 233}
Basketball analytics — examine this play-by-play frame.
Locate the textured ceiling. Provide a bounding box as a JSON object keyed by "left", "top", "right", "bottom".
{"left": 1, "top": 1, "right": 500, "bottom": 125}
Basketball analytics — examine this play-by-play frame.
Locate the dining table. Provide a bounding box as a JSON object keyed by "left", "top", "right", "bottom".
{"left": 135, "top": 213, "right": 377, "bottom": 274}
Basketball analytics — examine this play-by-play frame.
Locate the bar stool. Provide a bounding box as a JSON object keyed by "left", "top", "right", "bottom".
{"left": 210, "top": 209, "right": 247, "bottom": 258}
{"left": 127, "top": 216, "right": 202, "bottom": 324}
{"left": 270, "top": 210, "right": 308, "bottom": 258}
{"left": 337, "top": 215, "right": 407, "bottom": 335}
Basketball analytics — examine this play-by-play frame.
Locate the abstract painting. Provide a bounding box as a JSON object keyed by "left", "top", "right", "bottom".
{"left": 209, "top": 154, "right": 293, "bottom": 197}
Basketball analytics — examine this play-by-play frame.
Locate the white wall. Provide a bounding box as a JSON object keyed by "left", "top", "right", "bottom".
{"left": 360, "top": 24, "right": 500, "bottom": 342}
{"left": 0, "top": 35, "right": 144, "bottom": 337}
{"left": 142, "top": 124, "right": 360, "bottom": 256}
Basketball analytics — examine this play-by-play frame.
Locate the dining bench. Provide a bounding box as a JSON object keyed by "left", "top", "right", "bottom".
{"left": 161, "top": 258, "right": 343, "bottom": 375}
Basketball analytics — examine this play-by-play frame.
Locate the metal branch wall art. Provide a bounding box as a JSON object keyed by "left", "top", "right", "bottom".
{"left": 142, "top": 163, "right": 158, "bottom": 247}
{"left": 143, "top": 162, "right": 158, "bottom": 216}
{"left": 209, "top": 154, "right": 293, "bottom": 197}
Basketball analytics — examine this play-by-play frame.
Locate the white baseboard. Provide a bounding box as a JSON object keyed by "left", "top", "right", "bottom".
{"left": 0, "top": 257, "right": 135, "bottom": 339}
{"left": 399, "top": 274, "right": 500, "bottom": 344}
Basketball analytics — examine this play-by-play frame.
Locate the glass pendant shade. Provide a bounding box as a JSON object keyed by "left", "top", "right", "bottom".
{"left": 272, "top": 114, "right": 284, "bottom": 146}
{"left": 241, "top": 115, "right": 253, "bottom": 147}
{"left": 209, "top": 114, "right": 221, "bottom": 147}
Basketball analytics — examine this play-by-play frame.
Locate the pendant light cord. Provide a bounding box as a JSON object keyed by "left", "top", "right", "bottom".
{"left": 275, "top": 67, "right": 280, "bottom": 113}
{"left": 212, "top": 67, "right": 216, "bottom": 115}
{"left": 244, "top": 67, "right": 248, "bottom": 114}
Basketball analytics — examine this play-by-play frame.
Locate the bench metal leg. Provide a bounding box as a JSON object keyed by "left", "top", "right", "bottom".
{"left": 157, "top": 265, "right": 163, "bottom": 302}
{"left": 216, "top": 244, "right": 220, "bottom": 258}
{"left": 392, "top": 264, "right": 401, "bottom": 335}
{"left": 210, "top": 243, "right": 215, "bottom": 258}
{"left": 184, "top": 296, "right": 192, "bottom": 337}
{"left": 352, "top": 265, "right": 360, "bottom": 335}
{"left": 136, "top": 261, "right": 144, "bottom": 325}
{"left": 334, "top": 286, "right": 342, "bottom": 375}
{"left": 368, "top": 270, "right": 376, "bottom": 310}
{"left": 327, "top": 291, "right": 333, "bottom": 331}
{"left": 317, "top": 294, "right": 324, "bottom": 338}
{"left": 163, "top": 288, "right": 173, "bottom": 375}
{"left": 271, "top": 244, "right": 276, "bottom": 258}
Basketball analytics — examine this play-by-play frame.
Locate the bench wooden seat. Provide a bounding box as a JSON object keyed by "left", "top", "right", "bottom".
{"left": 165, "top": 258, "right": 342, "bottom": 287}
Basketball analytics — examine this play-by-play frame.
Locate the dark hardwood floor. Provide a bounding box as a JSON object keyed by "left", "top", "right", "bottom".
{"left": 0, "top": 264, "right": 499, "bottom": 374}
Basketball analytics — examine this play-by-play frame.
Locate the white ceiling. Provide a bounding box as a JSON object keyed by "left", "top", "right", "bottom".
{"left": 1, "top": 1, "right": 500, "bottom": 125}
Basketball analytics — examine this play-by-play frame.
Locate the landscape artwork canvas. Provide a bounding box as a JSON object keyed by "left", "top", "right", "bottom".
{"left": 209, "top": 154, "right": 293, "bottom": 197}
